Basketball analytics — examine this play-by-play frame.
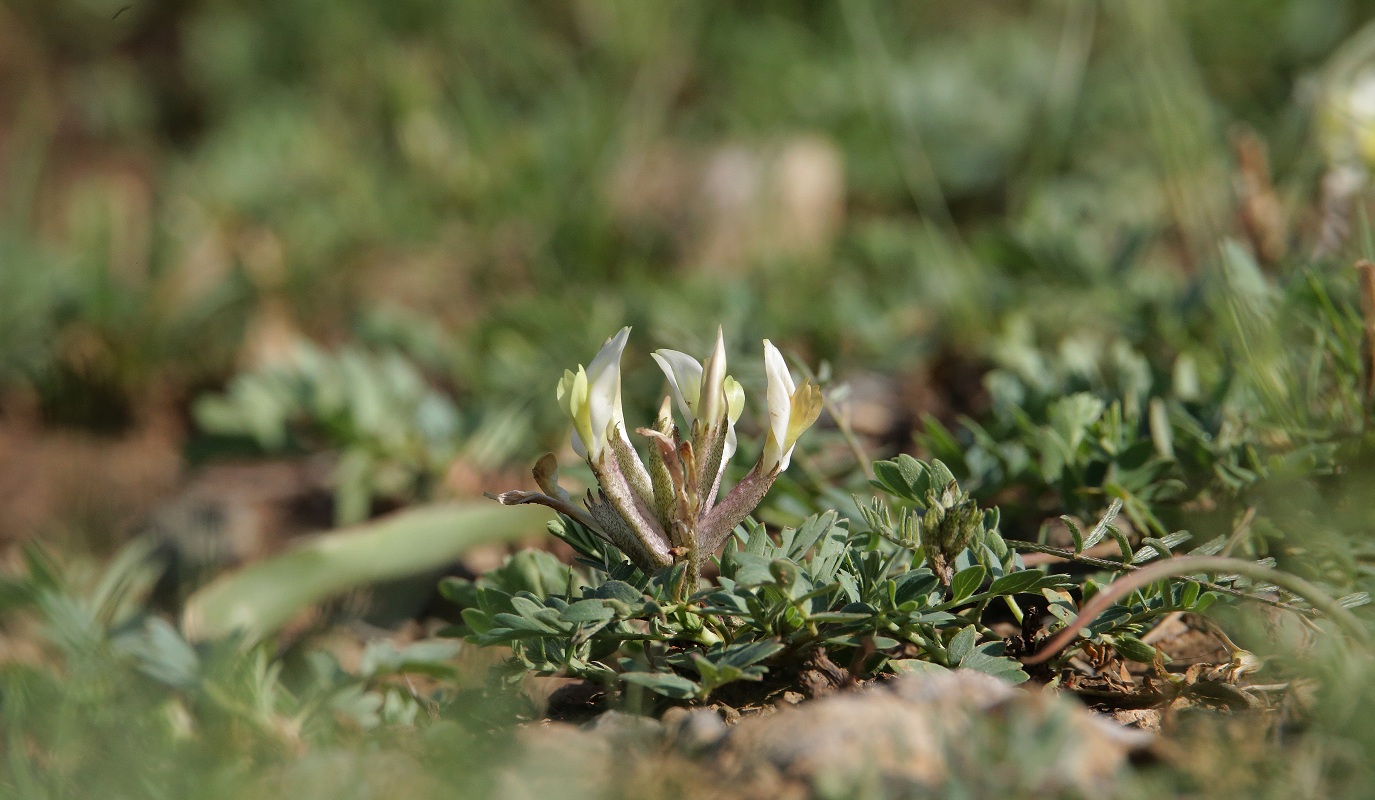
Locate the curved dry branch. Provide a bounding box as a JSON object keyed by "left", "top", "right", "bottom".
{"left": 1021, "top": 556, "right": 1370, "bottom": 666}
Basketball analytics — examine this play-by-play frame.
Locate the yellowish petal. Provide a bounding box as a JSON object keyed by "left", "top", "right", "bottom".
{"left": 784, "top": 381, "right": 823, "bottom": 450}
{"left": 723, "top": 375, "right": 745, "bottom": 424}
{"left": 557, "top": 366, "right": 594, "bottom": 457}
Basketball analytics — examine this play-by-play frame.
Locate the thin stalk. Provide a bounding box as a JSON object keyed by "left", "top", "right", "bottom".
{"left": 1005, "top": 539, "right": 1310, "bottom": 614}
{"left": 1022, "top": 556, "right": 1370, "bottom": 666}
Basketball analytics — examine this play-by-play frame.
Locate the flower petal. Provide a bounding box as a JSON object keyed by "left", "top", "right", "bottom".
{"left": 584, "top": 327, "right": 631, "bottom": 458}
{"left": 650, "top": 349, "right": 703, "bottom": 423}
{"left": 785, "top": 380, "right": 823, "bottom": 450}
{"left": 761, "top": 340, "right": 796, "bottom": 471}
{"left": 556, "top": 367, "right": 593, "bottom": 458}
{"left": 722, "top": 375, "right": 745, "bottom": 464}
{"left": 698, "top": 326, "right": 728, "bottom": 425}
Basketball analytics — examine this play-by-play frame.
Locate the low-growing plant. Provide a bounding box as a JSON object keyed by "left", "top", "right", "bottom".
{"left": 463, "top": 325, "right": 1362, "bottom": 706}
{"left": 457, "top": 452, "right": 1249, "bottom": 703}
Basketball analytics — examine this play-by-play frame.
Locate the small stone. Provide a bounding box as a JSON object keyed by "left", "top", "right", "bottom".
{"left": 582, "top": 710, "right": 663, "bottom": 748}
{"left": 1112, "top": 708, "right": 1164, "bottom": 734}
{"left": 664, "top": 708, "right": 729, "bottom": 755}
{"left": 715, "top": 670, "right": 1152, "bottom": 796}
{"left": 710, "top": 703, "right": 742, "bottom": 725}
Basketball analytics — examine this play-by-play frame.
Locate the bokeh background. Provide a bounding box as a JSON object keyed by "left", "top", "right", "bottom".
{"left": 4, "top": 0, "right": 1372, "bottom": 546}
{"left": 7, "top": 2, "right": 1375, "bottom": 796}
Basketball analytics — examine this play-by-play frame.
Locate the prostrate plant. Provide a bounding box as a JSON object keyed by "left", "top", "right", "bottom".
{"left": 458, "top": 454, "right": 1089, "bottom": 702}
{"left": 492, "top": 327, "right": 822, "bottom": 591}
{"left": 471, "top": 329, "right": 1233, "bottom": 703}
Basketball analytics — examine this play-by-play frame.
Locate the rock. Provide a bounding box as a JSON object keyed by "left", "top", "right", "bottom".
{"left": 494, "top": 723, "right": 615, "bottom": 800}
{"left": 714, "top": 670, "right": 1152, "bottom": 796}
{"left": 663, "top": 707, "right": 729, "bottom": 755}
{"left": 1113, "top": 708, "right": 1164, "bottom": 733}
{"left": 582, "top": 709, "right": 664, "bottom": 748}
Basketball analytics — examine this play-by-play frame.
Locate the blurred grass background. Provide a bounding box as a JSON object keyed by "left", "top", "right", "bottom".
{"left": 6, "top": 1, "right": 1375, "bottom": 797}
{"left": 5, "top": 0, "right": 1371, "bottom": 549}
{"left": 0, "top": 0, "right": 1363, "bottom": 446}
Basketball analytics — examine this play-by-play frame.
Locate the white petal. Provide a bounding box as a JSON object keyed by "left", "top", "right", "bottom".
{"left": 777, "top": 442, "right": 796, "bottom": 472}
{"left": 585, "top": 327, "right": 630, "bottom": 458}
{"left": 650, "top": 349, "right": 703, "bottom": 424}
{"left": 762, "top": 340, "right": 795, "bottom": 467}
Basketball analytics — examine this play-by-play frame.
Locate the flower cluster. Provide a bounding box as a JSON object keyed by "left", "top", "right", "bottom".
{"left": 494, "top": 327, "right": 821, "bottom": 576}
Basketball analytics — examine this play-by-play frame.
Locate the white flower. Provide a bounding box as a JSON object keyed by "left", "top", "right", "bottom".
{"left": 651, "top": 327, "right": 745, "bottom": 461}
{"left": 650, "top": 348, "right": 703, "bottom": 422}
{"left": 506, "top": 327, "right": 824, "bottom": 576}
{"left": 760, "top": 339, "right": 822, "bottom": 473}
{"left": 557, "top": 326, "right": 630, "bottom": 461}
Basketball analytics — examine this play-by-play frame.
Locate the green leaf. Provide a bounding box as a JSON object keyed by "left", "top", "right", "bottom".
{"left": 1062, "top": 516, "right": 1086, "bottom": 554}
{"left": 769, "top": 559, "right": 799, "bottom": 588}
{"left": 716, "top": 640, "right": 784, "bottom": 669}
{"left": 584, "top": 580, "right": 644, "bottom": 605}
{"left": 1193, "top": 593, "right": 1226, "bottom": 618}
{"left": 894, "top": 571, "right": 940, "bottom": 606}
{"left": 490, "top": 612, "right": 559, "bottom": 634}
{"left": 460, "top": 608, "right": 492, "bottom": 635}
{"left": 744, "top": 520, "right": 774, "bottom": 556}
{"left": 947, "top": 626, "right": 977, "bottom": 664}
{"left": 1081, "top": 499, "right": 1123, "bottom": 550}
{"left": 183, "top": 503, "right": 552, "bottom": 641}
{"left": 958, "top": 647, "right": 1030, "bottom": 684}
{"left": 114, "top": 617, "right": 201, "bottom": 690}
{"left": 1179, "top": 580, "right": 1201, "bottom": 608}
{"left": 786, "top": 511, "right": 839, "bottom": 561}
{"left": 559, "top": 599, "right": 616, "bottom": 624}
{"left": 987, "top": 570, "right": 1046, "bottom": 597}
{"left": 1133, "top": 531, "right": 1191, "bottom": 564}
{"left": 870, "top": 455, "right": 931, "bottom": 502}
{"left": 949, "top": 565, "right": 987, "bottom": 604}
{"left": 508, "top": 595, "right": 549, "bottom": 621}
{"left": 1106, "top": 524, "right": 1134, "bottom": 563}
{"left": 359, "top": 640, "right": 462, "bottom": 678}
{"left": 1112, "top": 635, "right": 1164, "bottom": 664}
{"left": 437, "top": 577, "right": 473, "bottom": 605}
{"left": 620, "top": 672, "right": 701, "bottom": 700}
{"left": 807, "top": 611, "right": 874, "bottom": 623}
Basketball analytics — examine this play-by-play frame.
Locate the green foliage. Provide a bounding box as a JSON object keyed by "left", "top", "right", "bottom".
{"left": 453, "top": 459, "right": 1089, "bottom": 701}
{"left": 195, "top": 342, "right": 526, "bottom": 523}
{"left": 454, "top": 456, "right": 1263, "bottom": 702}
{"left": 0, "top": 540, "right": 497, "bottom": 798}
{"left": 8, "top": 2, "right": 1375, "bottom": 798}
{"left": 923, "top": 261, "right": 1363, "bottom": 539}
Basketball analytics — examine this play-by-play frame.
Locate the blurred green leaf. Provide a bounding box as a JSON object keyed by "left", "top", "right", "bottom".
{"left": 183, "top": 503, "right": 551, "bottom": 641}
